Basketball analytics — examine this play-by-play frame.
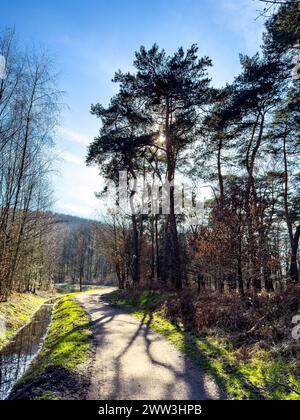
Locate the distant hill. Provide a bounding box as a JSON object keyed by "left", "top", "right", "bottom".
{"left": 50, "top": 212, "right": 97, "bottom": 227}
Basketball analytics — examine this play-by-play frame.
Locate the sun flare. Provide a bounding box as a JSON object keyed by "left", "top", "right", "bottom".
{"left": 156, "top": 132, "right": 166, "bottom": 146}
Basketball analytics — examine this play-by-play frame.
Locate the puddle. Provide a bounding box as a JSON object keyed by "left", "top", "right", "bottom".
{"left": 0, "top": 303, "right": 54, "bottom": 399}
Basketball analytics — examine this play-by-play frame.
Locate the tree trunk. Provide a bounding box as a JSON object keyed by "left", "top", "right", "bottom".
{"left": 150, "top": 215, "right": 155, "bottom": 283}
{"left": 169, "top": 185, "right": 182, "bottom": 289}
{"left": 129, "top": 174, "right": 140, "bottom": 285}
{"left": 155, "top": 215, "right": 160, "bottom": 282}
{"left": 165, "top": 97, "right": 182, "bottom": 289}
{"left": 236, "top": 239, "right": 244, "bottom": 296}
{"left": 283, "top": 127, "right": 299, "bottom": 283}
{"left": 79, "top": 272, "right": 83, "bottom": 292}
{"left": 217, "top": 135, "right": 224, "bottom": 208}
{"left": 131, "top": 213, "right": 140, "bottom": 285}
{"left": 290, "top": 226, "right": 300, "bottom": 283}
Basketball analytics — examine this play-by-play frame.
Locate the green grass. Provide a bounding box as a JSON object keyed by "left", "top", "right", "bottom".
{"left": 12, "top": 295, "right": 93, "bottom": 400}
{"left": 27, "top": 295, "right": 92, "bottom": 375}
{"left": 108, "top": 290, "right": 300, "bottom": 400}
{"left": 33, "top": 391, "right": 62, "bottom": 400}
{"left": 0, "top": 293, "right": 51, "bottom": 350}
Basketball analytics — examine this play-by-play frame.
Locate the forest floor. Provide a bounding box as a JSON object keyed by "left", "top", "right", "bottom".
{"left": 76, "top": 290, "right": 225, "bottom": 400}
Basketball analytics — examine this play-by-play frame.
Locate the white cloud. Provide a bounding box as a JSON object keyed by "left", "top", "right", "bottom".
{"left": 62, "top": 151, "right": 83, "bottom": 165}
{"left": 57, "top": 202, "right": 95, "bottom": 218}
{"left": 56, "top": 148, "right": 83, "bottom": 165}
{"left": 52, "top": 153, "right": 106, "bottom": 218}
{"left": 58, "top": 126, "right": 90, "bottom": 146}
{"left": 219, "top": 0, "right": 264, "bottom": 53}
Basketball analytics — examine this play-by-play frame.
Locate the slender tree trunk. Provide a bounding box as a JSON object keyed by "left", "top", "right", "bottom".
{"left": 217, "top": 135, "right": 224, "bottom": 208}
{"left": 155, "top": 215, "right": 160, "bottom": 282}
{"left": 150, "top": 215, "right": 155, "bottom": 283}
{"left": 245, "top": 113, "right": 265, "bottom": 291}
{"left": 283, "top": 125, "right": 299, "bottom": 283}
{"left": 165, "top": 97, "right": 182, "bottom": 289}
{"left": 129, "top": 174, "right": 140, "bottom": 285}
{"left": 290, "top": 227, "right": 300, "bottom": 283}
{"left": 79, "top": 271, "right": 83, "bottom": 292}
{"left": 169, "top": 184, "right": 182, "bottom": 289}
{"left": 131, "top": 213, "right": 140, "bottom": 285}
{"left": 237, "top": 236, "right": 244, "bottom": 296}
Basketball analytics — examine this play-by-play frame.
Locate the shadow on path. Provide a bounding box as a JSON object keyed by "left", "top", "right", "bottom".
{"left": 78, "top": 292, "right": 227, "bottom": 400}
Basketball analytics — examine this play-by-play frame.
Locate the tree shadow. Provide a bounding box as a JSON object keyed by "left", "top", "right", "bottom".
{"left": 34, "top": 292, "right": 261, "bottom": 400}
{"left": 140, "top": 312, "right": 226, "bottom": 400}
{"left": 96, "top": 302, "right": 226, "bottom": 400}
{"left": 174, "top": 322, "right": 265, "bottom": 400}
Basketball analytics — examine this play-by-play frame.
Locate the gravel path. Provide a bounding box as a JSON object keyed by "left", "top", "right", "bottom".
{"left": 77, "top": 290, "right": 226, "bottom": 400}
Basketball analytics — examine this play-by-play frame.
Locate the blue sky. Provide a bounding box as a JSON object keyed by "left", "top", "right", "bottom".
{"left": 2, "top": 0, "right": 265, "bottom": 218}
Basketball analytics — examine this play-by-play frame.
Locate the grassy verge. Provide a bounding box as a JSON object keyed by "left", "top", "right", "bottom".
{"left": 0, "top": 292, "right": 53, "bottom": 350}
{"left": 9, "top": 295, "right": 93, "bottom": 400}
{"left": 105, "top": 289, "right": 300, "bottom": 400}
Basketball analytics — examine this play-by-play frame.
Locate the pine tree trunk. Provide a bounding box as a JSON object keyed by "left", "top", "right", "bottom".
{"left": 283, "top": 129, "right": 299, "bottom": 283}
{"left": 155, "top": 215, "right": 160, "bottom": 282}
{"left": 131, "top": 213, "right": 140, "bottom": 284}
{"left": 290, "top": 226, "right": 300, "bottom": 283}
{"left": 169, "top": 185, "right": 182, "bottom": 289}
{"left": 165, "top": 97, "right": 182, "bottom": 290}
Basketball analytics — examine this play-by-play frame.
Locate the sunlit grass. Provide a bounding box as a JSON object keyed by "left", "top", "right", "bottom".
{"left": 32, "top": 295, "right": 92, "bottom": 373}
{"left": 12, "top": 295, "right": 93, "bottom": 400}
{"left": 0, "top": 293, "right": 50, "bottom": 350}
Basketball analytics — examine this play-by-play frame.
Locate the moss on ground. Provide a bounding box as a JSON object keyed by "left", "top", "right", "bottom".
{"left": 106, "top": 289, "right": 300, "bottom": 400}
{"left": 33, "top": 391, "right": 62, "bottom": 400}
{"left": 9, "top": 295, "right": 93, "bottom": 400}
{"left": 34, "top": 295, "right": 91, "bottom": 372}
{"left": 0, "top": 292, "right": 51, "bottom": 350}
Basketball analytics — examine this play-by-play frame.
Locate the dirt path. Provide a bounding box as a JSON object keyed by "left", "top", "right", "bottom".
{"left": 77, "top": 291, "right": 226, "bottom": 400}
